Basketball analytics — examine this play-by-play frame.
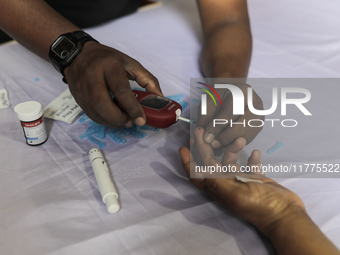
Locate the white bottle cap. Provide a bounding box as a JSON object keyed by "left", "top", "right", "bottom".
{"left": 104, "top": 193, "right": 120, "bottom": 213}
{"left": 14, "top": 101, "right": 43, "bottom": 121}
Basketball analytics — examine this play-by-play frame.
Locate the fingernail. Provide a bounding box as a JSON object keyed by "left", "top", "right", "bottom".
{"left": 204, "top": 133, "right": 215, "bottom": 143}
{"left": 125, "top": 121, "right": 133, "bottom": 127}
{"left": 211, "top": 139, "right": 221, "bottom": 148}
{"left": 134, "top": 117, "right": 146, "bottom": 126}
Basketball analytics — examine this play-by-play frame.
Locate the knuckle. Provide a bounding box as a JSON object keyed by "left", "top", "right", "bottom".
{"left": 124, "top": 58, "right": 141, "bottom": 71}
{"left": 109, "top": 55, "right": 125, "bottom": 67}
{"left": 112, "top": 85, "right": 129, "bottom": 95}
{"left": 92, "top": 95, "right": 107, "bottom": 113}
{"left": 124, "top": 105, "right": 141, "bottom": 117}
{"left": 149, "top": 75, "right": 159, "bottom": 85}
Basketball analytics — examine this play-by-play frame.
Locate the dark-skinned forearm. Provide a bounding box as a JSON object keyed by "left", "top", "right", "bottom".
{"left": 197, "top": 0, "right": 252, "bottom": 78}
{"left": 200, "top": 21, "right": 252, "bottom": 78}
{"left": 0, "top": 0, "right": 79, "bottom": 61}
{"left": 267, "top": 209, "right": 340, "bottom": 255}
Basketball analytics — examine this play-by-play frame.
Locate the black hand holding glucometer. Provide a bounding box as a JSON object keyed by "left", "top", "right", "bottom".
{"left": 114, "top": 90, "right": 194, "bottom": 129}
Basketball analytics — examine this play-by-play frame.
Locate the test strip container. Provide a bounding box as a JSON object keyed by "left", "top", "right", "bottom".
{"left": 14, "top": 101, "right": 48, "bottom": 146}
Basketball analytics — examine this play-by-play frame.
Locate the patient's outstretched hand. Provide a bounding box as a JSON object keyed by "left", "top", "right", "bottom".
{"left": 179, "top": 127, "right": 305, "bottom": 236}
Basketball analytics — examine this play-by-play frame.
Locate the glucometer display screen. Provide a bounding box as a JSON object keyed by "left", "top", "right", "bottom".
{"left": 139, "top": 95, "right": 171, "bottom": 110}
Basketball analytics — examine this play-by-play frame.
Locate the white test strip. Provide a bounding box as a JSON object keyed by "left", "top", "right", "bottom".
{"left": 178, "top": 116, "right": 196, "bottom": 124}
{"left": 235, "top": 175, "right": 264, "bottom": 184}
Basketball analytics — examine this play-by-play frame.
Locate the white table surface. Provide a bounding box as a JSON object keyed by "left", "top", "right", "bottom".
{"left": 1, "top": 0, "right": 340, "bottom": 254}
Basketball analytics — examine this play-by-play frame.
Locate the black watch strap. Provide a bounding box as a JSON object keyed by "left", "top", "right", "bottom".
{"left": 71, "top": 31, "right": 98, "bottom": 45}
{"left": 49, "top": 31, "right": 99, "bottom": 83}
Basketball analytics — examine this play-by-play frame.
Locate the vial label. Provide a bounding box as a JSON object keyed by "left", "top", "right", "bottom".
{"left": 21, "top": 117, "right": 48, "bottom": 145}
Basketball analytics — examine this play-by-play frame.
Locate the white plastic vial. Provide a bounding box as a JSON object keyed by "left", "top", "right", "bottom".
{"left": 14, "top": 101, "right": 48, "bottom": 146}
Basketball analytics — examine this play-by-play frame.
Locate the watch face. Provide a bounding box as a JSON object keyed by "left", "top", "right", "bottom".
{"left": 51, "top": 36, "right": 76, "bottom": 59}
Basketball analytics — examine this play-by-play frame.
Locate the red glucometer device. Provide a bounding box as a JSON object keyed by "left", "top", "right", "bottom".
{"left": 115, "top": 90, "right": 183, "bottom": 129}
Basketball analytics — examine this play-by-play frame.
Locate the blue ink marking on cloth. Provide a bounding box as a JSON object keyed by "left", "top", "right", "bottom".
{"left": 130, "top": 86, "right": 146, "bottom": 92}
{"left": 107, "top": 131, "right": 126, "bottom": 143}
{"left": 267, "top": 141, "right": 284, "bottom": 155}
{"left": 107, "top": 132, "right": 121, "bottom": 143}
{"left": 78, "top": 113, "right": 148, "bottom": 147}
{"left": 120, "top": 128, "right": 131, "bottom": 136}
{"left": 166, "top": 94, "right": 184, "bottom": 102}
{"left": 88, "top": 120, "right": 96, "bottom": 126}
{"left": 108, "top": 128, "right": 120, "bottom": 135}
{"left": 94, "top": 124, "right": 102, "bottom": 132}
{"left": 79, "top": 126, "right": 96, "bottom": 139}
{"left": 95, "top": 126, "right": 107, "bottom": 139}
{"left": 127, "top": 128, "right": 147, "bottom": 138}
{"left": 77, "top": 92, "right": 189, "bottom": 147}
{"left": 179, "top": 101, "right": 188, "bottom": 110}
{"left": 166, "top": 93, "right": 189, "bottom": 110}
{"left": 79, "top": 115, "right": 89, "bottom": 123}
{"left": 34, "top": 78, "right": 40, "bottom": 82}
{"left": 192, "top": 98, "right": 200, "bottom": 104}
{"left": 141, "top": 125, "right": 159, "bottom": 131}
{"left": 87, "top": 136, "right": 106, "bottom": 149}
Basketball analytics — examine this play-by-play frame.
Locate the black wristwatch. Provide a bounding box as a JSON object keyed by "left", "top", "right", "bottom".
{"left": 49, "top": 31, "right": 99, "bottom": 83}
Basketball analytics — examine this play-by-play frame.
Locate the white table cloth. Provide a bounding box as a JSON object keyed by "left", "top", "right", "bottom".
{"left": 1, "top": 0, "right": 340, "bottom": 254}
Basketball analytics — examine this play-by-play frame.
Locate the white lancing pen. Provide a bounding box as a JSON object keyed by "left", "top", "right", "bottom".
{"left": 89, "top": 148, "right": 120, "bottom": 213}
